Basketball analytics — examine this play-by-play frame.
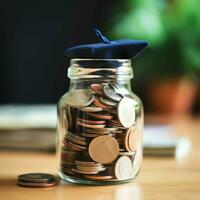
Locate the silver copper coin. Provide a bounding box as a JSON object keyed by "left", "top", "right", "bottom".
{"left": 103, "top": 85, "right": 122, "bottom": 102}
{"left": 72, "top": 168, "right": 99, "bottom": 175}
{"left": 59, "top": 82, "right": 141, "bottom": 182}
{"left": 64, "top": 89, "right": 94, "bottom": 108}
{"left": 84, "top": 175, "right": 113, "bottom": 181}
{"left": 18, "top": 173, "right": 57, "bottom": 187}
{"left": 80, "top": 105, "right": 103, "bottom": 112}
{"left": 86, "top": 127, "right": 117, "bottom": 134}
{"left": 109, "top": 83, "right": 129, "bottom": 96}
{"left": 18, "top": 181, "right": 57, "bottom": 188}
{"left": 67, "top": 131, "right": 86, "bottom": 141}
{"left": 87, "top": 111, "right": 113, "bottom": 120}
{"left": 77, "top": 121, "right": 105, "bottom": 129}
{"left": 117, "top": 97, "right": 136, "bottom": 128}
{"left": 75, "top": 160, "right": 102, "bottom": 167}
{"left": 99, "top": 96, "right": 117, "bottom": 107}
{"left": 114, "top": 156, "right": 132, "bottom": 180}
{"left": 65, "top": 134, "right": 87, "bottom": 146}
{"left": 80, "top": 133, "right": 113, "bottom": 138}
{"left": 77, "top": 117, "right": 106, "bottom": 125}
{"left": 18, "top": 173, "right": 55, "bottom": 183}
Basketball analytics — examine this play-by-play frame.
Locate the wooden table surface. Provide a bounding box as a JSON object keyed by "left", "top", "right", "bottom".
{"left": 0, "top": 117, "right": 200, "bottom": 200}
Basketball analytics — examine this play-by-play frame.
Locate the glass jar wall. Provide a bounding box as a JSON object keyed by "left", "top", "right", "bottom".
{"left": 56, "top": 59, "right": 143, "bottom": 185}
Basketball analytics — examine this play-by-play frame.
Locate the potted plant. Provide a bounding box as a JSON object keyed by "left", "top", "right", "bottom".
{"left": 109, "top": 0, "right": 200, "bottom": 116}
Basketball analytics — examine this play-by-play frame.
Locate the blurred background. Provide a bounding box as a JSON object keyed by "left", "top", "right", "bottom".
{"left": 0, "top": 0, "right": 200, "bottom": 151}
{"left": 1, "top": 0, "right": 200, "bottom": 113}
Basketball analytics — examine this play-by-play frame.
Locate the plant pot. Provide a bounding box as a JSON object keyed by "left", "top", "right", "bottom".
{"left": 148, "top": 78, "right": 198, "bottom": 116}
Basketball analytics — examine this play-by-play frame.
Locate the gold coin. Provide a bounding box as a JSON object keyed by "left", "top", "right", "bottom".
{"left": 89, "top": 135, "right": 119, "bottom": 164}
{"left": 114, "top": 156, "right": 132, "bottom": 180}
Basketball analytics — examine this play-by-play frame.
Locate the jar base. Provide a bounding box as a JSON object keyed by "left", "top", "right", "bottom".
{"left": 58, "top": 171, "right": 138, "bottom": 186}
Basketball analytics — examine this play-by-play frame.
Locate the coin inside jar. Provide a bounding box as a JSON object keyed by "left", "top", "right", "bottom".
{"left": 87, "top": 111, "right": 113, "bottom": 120}
{"left": 80, "top": 105, "right": 103, "bottom": 112}
{"left": 89, "top": 135, "right": 119, "bottom": 164}
{"left": 117, "top": 97, "right": 136, "bottom": 128}
{"left": 64, "top": 89, "right": 94, "bottom": 107}
{"left": 90, "top": 84, "right": 104, "bottom": 96}
{"left": 99, "top": 96, "right": 117, "bottom": 107}
{"left": 114, "top": 156, "right": 132, "bottom": 180}
{"left": 103, "top": 85, "right": 122, "bottom": 102}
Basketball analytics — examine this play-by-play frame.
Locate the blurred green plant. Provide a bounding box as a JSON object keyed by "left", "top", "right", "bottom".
{"left": 110, "top": 0, "right": 200, "bottom": 79}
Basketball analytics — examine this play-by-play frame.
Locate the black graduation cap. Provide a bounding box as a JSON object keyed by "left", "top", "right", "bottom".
{"left": 65, "top": 29, "right": 149, "bottom": 59}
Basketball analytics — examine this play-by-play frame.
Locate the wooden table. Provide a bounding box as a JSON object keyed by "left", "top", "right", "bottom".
{"left": 0, "top": 117, "right": 200, "bottom": 200}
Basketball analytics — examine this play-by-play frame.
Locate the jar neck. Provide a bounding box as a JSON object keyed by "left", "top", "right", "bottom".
{"left": 69, "top": 79, "right": 132, "bottom": 91}
{"left": 68, "top": 59, "right": 134, "bottom": 80}
{"left": 67, "top": 59, "right": 134, "bottom": 92}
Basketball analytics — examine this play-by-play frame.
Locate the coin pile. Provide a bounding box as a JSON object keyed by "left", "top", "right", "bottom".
{"left": 18, "top": 173, "right": 57, "bottom": 188}
{"left": 60, "top": 82, "right": 141, "bottom": 181}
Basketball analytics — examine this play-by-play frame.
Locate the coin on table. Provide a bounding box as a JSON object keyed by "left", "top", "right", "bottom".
{"left": 80, "top": 105, "right": 103, "bottom": 112}
{"left": 114, "top": 156, "right": 132, "bottom": 180}
{"left": 64, "top": 89, "right": 94, "bottom": 107}
{"left": 18, "top": 173, "right": 57, "bottom": 187}
{"left": 117, "top": 97, "right": 136, "bottom": 128}
{"left": 90, "top": 84, "right": 104, "bottom": 96}
{"left": 89, "top": 135, "right": 119, "bottom": 164}
{"left": 87, "top": 111, "right": 113, "bottom": 120}
{"left": 103, "top": 85, "right": 122, "bottom": 102}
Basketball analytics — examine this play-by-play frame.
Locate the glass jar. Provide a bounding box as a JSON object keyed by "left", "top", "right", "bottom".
{"left": 56, "top": 59, "right": 143, "bottom": 185}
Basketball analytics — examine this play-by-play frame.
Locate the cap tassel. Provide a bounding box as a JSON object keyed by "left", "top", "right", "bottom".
{"left": 93, "top": 29, "right": 111, "bottom": 44}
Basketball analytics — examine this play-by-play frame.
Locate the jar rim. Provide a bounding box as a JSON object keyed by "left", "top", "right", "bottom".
{"left": 68, "top": 59, "right": 133, "bottom": 80}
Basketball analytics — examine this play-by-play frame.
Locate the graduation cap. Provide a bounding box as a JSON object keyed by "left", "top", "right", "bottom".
{"left": 65, "top": 29, "right": 149, "bottom": 59}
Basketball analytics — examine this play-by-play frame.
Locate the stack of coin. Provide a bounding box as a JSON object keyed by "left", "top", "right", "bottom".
{"left": 18, "top": 173, "right": 57, "bottom": 188}
{"left": 60, "top": 82, "right": 141, "bottom": 181}
{"left": 72, "top": 161, "right": 106, "bottom": 175}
